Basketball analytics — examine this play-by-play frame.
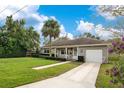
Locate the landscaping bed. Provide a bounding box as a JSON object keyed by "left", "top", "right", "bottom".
{"left": 0, "top": 57, "right": 82, "bottom": 88}
{"left": 96, "top": 55, "right": 124, "bottom": 88}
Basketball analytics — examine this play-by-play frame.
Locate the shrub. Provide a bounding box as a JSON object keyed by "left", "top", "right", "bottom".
{"left": 39, "top": 55, "right": 66, "bottom": 61}
{"left": 0, "top": 50, "right": 26, "bottom": 58}
{"left": 108, "top": 55, "right": 120, "bottom": 61}
{"left": 107, "top": 37, "right": 124, "bottom": 86}
{"left": 119, "top": 65, "right": 124, "bottom": 82}
{"left": 106, "top": 67, "right": 118, "bottom": 83}
{"left": 31, "top": 53, "right": 39, "bottom": 57}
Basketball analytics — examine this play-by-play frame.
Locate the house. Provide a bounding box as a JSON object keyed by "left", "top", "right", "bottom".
{"left": 41, "top": 38, "right": 110, "bottom": 63}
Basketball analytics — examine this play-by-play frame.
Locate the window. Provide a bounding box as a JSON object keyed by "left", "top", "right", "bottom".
{"left": 47, "top": 50, "right": 49, "bottom": 53}
{"left": 61, "top": 49, "right": 65, "bottom": 54}
{"left": 44, "top": 49, "right": 49, "bottom": 53}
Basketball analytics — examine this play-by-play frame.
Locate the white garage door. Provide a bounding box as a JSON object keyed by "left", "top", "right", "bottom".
{"left": 86, "top": 50, "right": 102, "bottom": 63}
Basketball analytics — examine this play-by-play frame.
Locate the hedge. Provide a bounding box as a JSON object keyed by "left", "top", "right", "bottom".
{"left": 38, "top": 55, "right": 66, "bottom": 61}
{"left": 108, "top": 55, "right": 120, "bottom": 62}
{"left": 0, "top": 50, "right": 27, "bottom": 58}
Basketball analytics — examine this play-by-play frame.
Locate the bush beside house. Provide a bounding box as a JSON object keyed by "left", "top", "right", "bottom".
{"left": 106, "top": 37, "right": 124, "bottom": 87}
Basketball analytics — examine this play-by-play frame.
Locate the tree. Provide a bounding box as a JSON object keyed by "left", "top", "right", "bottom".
{"left": 98, "top": 6, "right": 124, "bottom": 37}
{"left": 0, "top": 15, "right": 40, "bottom": 57}
{"left": 27, "top": 26, "right": 40, "bottom": 50}
{"left": 41, "top": 19, "right": 60, "bottom": 56}
{"left": 98, "top": 6, "right": 124, "bottom": 16}
{"left": 75, "top": 32, "right": 100, "bottom": 40}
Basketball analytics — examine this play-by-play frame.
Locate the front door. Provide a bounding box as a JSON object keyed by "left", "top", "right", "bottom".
{"left": 67, "top": 48, "right": 73, "bottom": 60}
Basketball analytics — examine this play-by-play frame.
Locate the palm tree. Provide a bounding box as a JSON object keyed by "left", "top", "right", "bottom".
{"left": 41, "top": 19, "right": 60, "bottom": 56}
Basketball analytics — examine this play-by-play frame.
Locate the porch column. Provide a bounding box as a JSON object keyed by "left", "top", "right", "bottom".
{"left": 77, "top": 47, "right": 79, "bottom": 56}
{"left": 55, "top": 48, "right": 56, "bottom": 57}
{"left": 65, "top": 48, "right": 67, "bottom": 59}
{"left": 49, "top": 48, "right": 51, "bottom": 57}
{"left": 73, "top": 48, "right": 74, "bottom": 57}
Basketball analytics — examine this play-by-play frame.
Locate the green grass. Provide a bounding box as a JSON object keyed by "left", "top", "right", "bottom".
{"left": 96, "top": 55, "right": 124, "bottom": 88}
{"left": 0, "top": 57, "right": 81, "bottom": 88}
{"left": 108, "top": 54, "right": 120, "bottom": 62}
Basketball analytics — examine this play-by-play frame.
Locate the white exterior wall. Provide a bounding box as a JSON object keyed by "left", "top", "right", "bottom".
{"left": 58, "top": 54, "right": 66, "bottom": 58}
{"left": 40, "top": 49, "right": 44, "bottom": 54}
{"left": 73, "top": 56, "right": 78, "bottom": 60}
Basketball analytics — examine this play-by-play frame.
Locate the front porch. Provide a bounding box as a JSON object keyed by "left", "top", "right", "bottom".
{"left": 51, "top": 47, "right": 79, "bottom": 61}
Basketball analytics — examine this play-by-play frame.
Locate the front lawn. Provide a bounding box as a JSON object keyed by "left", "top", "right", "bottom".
{"left": 0, "top": 57, "right": 81, "bottom": 88}
{"left": 96, "top": 55, "right": 124, "bottom": 88}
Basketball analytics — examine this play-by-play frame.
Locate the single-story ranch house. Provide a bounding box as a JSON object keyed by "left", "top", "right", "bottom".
{"left": 41, "top": 38, "right": 110, "bottom": 63}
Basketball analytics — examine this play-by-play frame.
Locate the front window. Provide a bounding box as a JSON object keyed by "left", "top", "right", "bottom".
{"left": 61, "top": 49, "right": 65, "bottom": 54}
{"left": 44, "top": 49, "right": 49, "bottom": 53}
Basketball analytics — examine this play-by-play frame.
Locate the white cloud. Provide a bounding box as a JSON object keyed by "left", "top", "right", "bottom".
{"left": 59, "top": 24, "right": 73, "bottom": 39}
{"left": 76, "top": 20, "right": 94, "bottom": 33}
{"left": 0, "top": 5, "right": 59, "bottom": 46}
{"left": 95, "top": 24, "right": 113, "bottom": 39}
{"left": 67, "top": 33, "right": 74, "bottom": 39}
{"left": 0, "top": 5, "right": 72, "bottom": 39}
{"left": 76, "top": 19, "right": 116, "bottom": 39}
{"left": 50, "top": 16, "right": 56, "bottom": 20}
{"left": 0, "top": 5, "right": 48, "bottom": 31}
{"left": 59, "top": 25, "right": 66, "bottom": 37}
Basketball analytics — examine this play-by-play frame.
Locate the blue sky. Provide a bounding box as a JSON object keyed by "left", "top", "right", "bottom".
{"left": 0, "top": 5, "right": 119, "bottom": 41}
{"left": 39, "top": 5, "right": 89, "bottom": 35}
{"left": 38, "top": 5, "right": 102, "bottom": 35}
{"left": 37, "top": 5, "right": 117, "bottom": 38}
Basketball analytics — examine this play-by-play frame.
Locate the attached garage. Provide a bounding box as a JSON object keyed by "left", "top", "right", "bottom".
{"left": 85, "top": 50, "right": 103, "bottom": 63}
{"left": 78, "top": 46, "right": 108, "bottom": 63}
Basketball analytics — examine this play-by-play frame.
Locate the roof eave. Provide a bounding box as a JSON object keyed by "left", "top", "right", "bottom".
{"left": 42, "top": 43, "right": 111, "bottom": 48}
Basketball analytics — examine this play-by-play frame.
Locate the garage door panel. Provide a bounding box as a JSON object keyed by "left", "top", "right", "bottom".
{"left": 86, "top": 50, "right": 102, "bottom": 63}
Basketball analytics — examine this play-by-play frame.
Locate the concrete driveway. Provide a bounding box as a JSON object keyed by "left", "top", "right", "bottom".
{"left": 17, "top": 63, "right": 101, "bottom": 88}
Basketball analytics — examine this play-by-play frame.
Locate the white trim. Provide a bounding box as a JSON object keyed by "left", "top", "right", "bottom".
{"left": 72, "top": 48, "right": 74, "bottom": 60}
{"left": 65, "top": 48, "right": 67, "bottom": 59}
{"left": 55, "top": 48, "right": 56, "bottom": 57}
{"left": 43, "top": 43, "right": 110, "bottom": 48}
{"left": 77, "top": 47, "right": 79, "bottom": 56}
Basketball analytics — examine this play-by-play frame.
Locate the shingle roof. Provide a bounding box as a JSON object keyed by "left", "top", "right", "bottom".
{"left": 43, "top": 38, "right": 108, "bottom": 47}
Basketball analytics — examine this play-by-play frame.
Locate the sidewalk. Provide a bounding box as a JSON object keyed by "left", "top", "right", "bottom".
{"left": 32, "top": 61, "right": 71, "bottom": 70}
